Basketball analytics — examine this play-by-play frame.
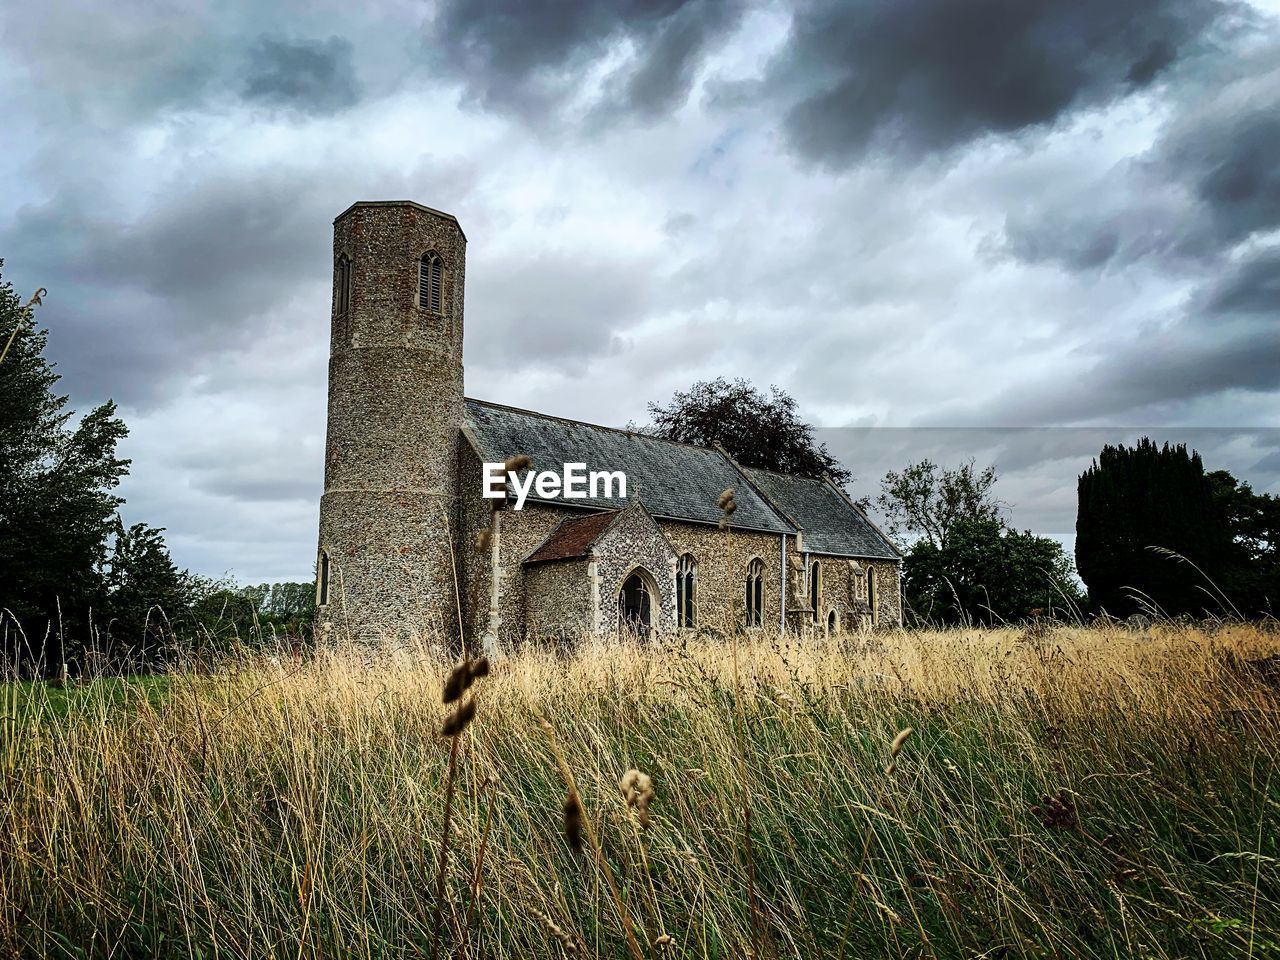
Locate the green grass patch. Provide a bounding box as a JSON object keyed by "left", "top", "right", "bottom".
{"left": 2, "top": 674, "right": 171, "bottom": 720}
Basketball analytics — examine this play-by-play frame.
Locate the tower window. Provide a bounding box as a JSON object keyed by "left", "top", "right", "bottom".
{"left": 867, "top": 568, "right": 877, "bottom": 625}
{"left": 337, "top": 255, "right": 352, "bottom": 316}
{"left": 677, "top": 553, "right": 697, "bottom": 628}
{"left": 419, "top": 252, "right": 443, "bottom": 313}
{"left": 745, "top": 558, "right": 764, "bottom": 628}
{"left": 317, "top": 549, "right": 331, "bottom": 607}
{"left": 808, "top": 560, "right": 822, "bottom": 622}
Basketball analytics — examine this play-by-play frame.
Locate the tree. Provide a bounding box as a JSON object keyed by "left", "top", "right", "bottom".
{"left": 642, "top": 378, "right": 853, "bottom": 485}
{"left": 876, "top": 459, "right": 1000, "bottom": 548}
{"left": 99, "top": 518, "right": 190, "bottom": 662}
{"left": 188, "top": 580, "right": 316, "bottom": 648}
{"left": 0, "top": 266, "right": 130, "bottom": 667}
{"left": 242, "top": 581, "right": 316, "bottom": 633}
{"left": 1076, "top": 439, "right": 1232, "bottom": 618}
{"left": 877, "top": 459, "right": 1078, "bottom": 623}
{"left": 903, "top": 517, "right": 1080, "bottom": 624}
{"left": 1207, "top": 469, "right": 1280, "bottom": 617}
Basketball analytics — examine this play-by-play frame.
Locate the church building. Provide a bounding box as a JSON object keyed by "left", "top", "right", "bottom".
{"left": 316, "top": 201, "right": 901, "bottom": 648}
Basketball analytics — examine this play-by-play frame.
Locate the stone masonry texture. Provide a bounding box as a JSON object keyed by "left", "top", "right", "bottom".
{"left": 317, "top": 202, "right": 466, "bottom": 643}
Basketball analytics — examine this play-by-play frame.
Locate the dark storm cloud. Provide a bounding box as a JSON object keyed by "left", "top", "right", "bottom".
{"left": 430, "top": 0, "right": 743, "bottom": 117}
{"left": 1163, "top": 99, "right": 1280, "bottom": 248}
{"left": 1205, "top": 246, "right": 1280, "bottom": 315}
{"left": 609, "top": 1, "right": 743, "bottom": 117}
{"left": 2, "top": 176, "right": 331, "bottom": 407}
{"left": 1002, "top": 44, "right": 1280, "bottom": 273}
{"left": 932, "top": 271, "right": 1280, "bottom": 427}
{"left": 242, "top": 36, "right": 361, "bottom": 114}
{"left": 763, "top": 0, "right": 1227, "bottom": 167}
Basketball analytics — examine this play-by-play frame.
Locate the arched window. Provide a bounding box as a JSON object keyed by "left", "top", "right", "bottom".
{"left": 867, "top": 567, "right": 877, "bottom": 625}
{"left": 745, "top": 558, "right": 764, "bottom": 628}
{"left": 419, "top": 251, "right": 443, "bottom": 313}
{"left": 317, "top": 549, "right": 331, "bottom": 607}
{"left": 677, "top": 553, "right": 697, "bottom": 628}
{"left": 808, "top": 560, "right": 822, "bottom": 622}
{"left": 336, "top": 255, "right": 352, "bottom": 316}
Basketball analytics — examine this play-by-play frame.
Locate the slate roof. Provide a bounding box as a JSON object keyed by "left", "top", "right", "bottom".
{"left": 524, "top": 510, "right": 621, "bottom": 566}
{"left": 464, "top": 399, "right": 793, "bottom": 534}
{"left": 742, "top": 467, "right": 900, "bottom": 560}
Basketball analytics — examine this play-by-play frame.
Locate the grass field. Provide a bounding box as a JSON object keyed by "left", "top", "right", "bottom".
{"left": 1, "top": 623, "right": 1278, "bottom": 959}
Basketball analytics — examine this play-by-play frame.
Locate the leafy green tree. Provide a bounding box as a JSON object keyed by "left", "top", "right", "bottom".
{"left": 876, "top": 458, "right": 1000, "bottom": 548}
{"left": 903, "top": 517, "right": 1080, "bottom": 625}
{"left": 1207, "top": 469, "right": 1280, "bottom": 616}
{"left": 0, "top": 266, "right": 130, "bottom": 668}
{"left": 1076, "top": 439, "right": 1232, "bottom": 617}
{"left": 100, "top": 518, "right": 190, "bottom": 662}
{"left": 642, "top": 378, "right": 853, "bottom": 485}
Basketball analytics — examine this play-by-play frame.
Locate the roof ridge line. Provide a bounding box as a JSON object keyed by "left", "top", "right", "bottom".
{"left": 463, "top": 396, "right": 738, "bottom": 456}
{"left": 743, "top": 463, "right": 825, "bottom": 481}
{"left": 821, "top": 473, "right": 903, "bottom": 560}
{"left": 712, "top": 442, "right": 801, "bottom": 534}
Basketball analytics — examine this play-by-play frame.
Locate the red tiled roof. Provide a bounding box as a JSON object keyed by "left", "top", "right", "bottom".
{"left": 524, "top": 510, "right": 621, "bottom": 566}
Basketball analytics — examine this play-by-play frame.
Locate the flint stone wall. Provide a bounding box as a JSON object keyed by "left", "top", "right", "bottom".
{"left": 317, "top": 202, "right": 466, "bottom": 643}
{"left": 656, "top": 520, "right": 785, "bottom": 633}
{"left": 591, "top": 502, "right": 678, "bottom": 635}
{"left": 801, "top": 556, "right": 902, "bottom": 631}
{"left": 524, "top": 559, "right": 593, "bottom": 641}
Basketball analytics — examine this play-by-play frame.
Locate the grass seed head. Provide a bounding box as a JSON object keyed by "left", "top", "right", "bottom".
{"left": 441, "top": 698, "right": 476, "bottom": 737}
{"left": 443, "top": 657, "right": 492, "bottom": 704}
{"left": 716, "top": 489, "right": 737, "bottom": 529}
{"left": 1031, "top": 789, "right": 1078, "bottom": 831}
{"left": 562, "top": 790, "right": 585, "bottom": 854}
{"left": 884, "top": 727, "right": 914, "bottom": 774}
{"left": 619, "top": 769, "right": 655, "bottom": 827}
{"left": 890, "top": 727, "right": 914, "bottom": 757}
{"left": 531, "top": 907, "right": 578, "bottom": 954}
{"left": 504, "top": 453, "right": 533, "bottom": 473}
{"left": 475, "top": 528, "right": 492, "bottom": 551}
{"left": 443, "top": 663, "right": 471, "bottom": 704}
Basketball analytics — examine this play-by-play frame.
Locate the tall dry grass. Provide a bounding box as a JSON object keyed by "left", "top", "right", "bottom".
{"left": 1, "top": 623, "right": 1278, "bottom": 958}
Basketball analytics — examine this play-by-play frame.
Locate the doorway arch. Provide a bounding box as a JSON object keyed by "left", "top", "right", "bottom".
{"left": 618, "top": 567, "right": 658, "bottom": 638}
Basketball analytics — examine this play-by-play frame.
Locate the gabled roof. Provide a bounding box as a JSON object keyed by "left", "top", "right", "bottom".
{"left": 464, "top": 398, "right": 794, "bottom": 534}
{"left": 524, "top": 510, "right": 621, "bottom": 566}
{"left": 742, "top": 467, "right": 899, "bottom": 560}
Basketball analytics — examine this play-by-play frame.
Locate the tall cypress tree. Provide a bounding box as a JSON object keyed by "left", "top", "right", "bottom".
{"left": 1076, "top": 439, "right": 1230, "bottom": 617}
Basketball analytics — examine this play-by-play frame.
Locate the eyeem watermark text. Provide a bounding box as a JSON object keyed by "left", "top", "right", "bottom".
{"left": 483, "top": 463, "right": 627, "bottom": 510}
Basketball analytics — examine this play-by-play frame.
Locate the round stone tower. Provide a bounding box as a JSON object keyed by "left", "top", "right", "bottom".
{"left": 316, "top": 201, "right": 466, "bottom": 642}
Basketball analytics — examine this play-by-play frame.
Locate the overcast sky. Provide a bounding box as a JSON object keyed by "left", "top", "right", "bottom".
{"left": 3, "top": 0, "right": 1279, "bottom": 583}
